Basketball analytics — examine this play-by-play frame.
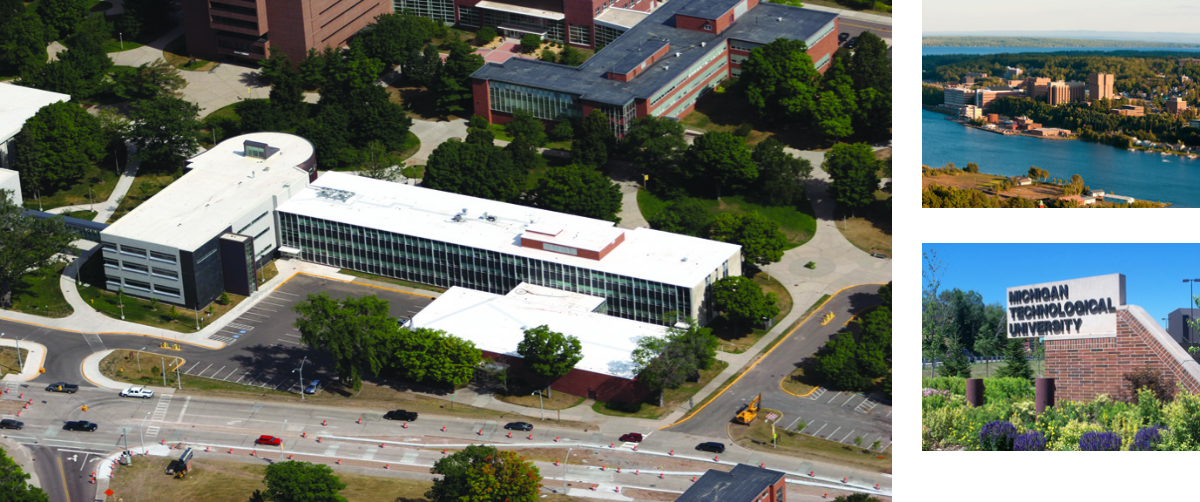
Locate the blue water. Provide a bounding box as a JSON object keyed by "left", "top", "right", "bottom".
{"left": 922, "top": 110, "right": 1198, "bottom": 206}
{"left": 922, "top": 46, "right": 1200, "bottom": 56}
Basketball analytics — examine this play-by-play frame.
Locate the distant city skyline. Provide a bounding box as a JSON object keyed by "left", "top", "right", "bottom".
{"left": 924, "top": 0, "right": 1200, "bottom": 35}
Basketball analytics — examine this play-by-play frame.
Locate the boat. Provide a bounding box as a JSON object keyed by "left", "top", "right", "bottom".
{"left": 1189, "top": 155, "right": 1197, "bottom": 160}
{"left": 1128, "top": 148, "right": 1137, "bottom": 152}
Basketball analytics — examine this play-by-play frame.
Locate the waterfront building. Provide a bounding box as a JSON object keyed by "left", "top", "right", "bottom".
{"left": 1111, "top": 105, "right": 1144, "bottom": 117}
{"left": 1088, "top": 73, "right": 1114, "bottom": 101}
{"left": 1028, "top": 128, "right": 1070, "bottom": 137}
{"left": 100, "top": 133, "right": 317, "bottom": 308}
{"left": 1047, "top": 81, "right": 1085, "bottom": 106}
{"left": 469, "top": 0, "right": 839, "bottom": 136}
{"left": 397, "top": 0, "right": 656, "bottom": 50}
{"left": 1005, "top": 66, "right": 1023, "bottom": 79}
{"left": 1022, "top": 77, "right": 1051, "bottom": 99}
{"left": 975, "top": 88, "right": 1021, "bottom": 109}
{"left": 943, "top": 87, "right": 976, "bottom": 107}
{"left": 0, "top": 83, "right": 70, "bottom": 170}
{"left": 181, "top": 0, "right": 391, "bottom": 65}
{"left": 1168, "top": 97, "right": 1187, "bottom": 115}
{"left": 275, "top": 172, "right": 742, "bottom": 326}
{"left": 959, "top": 105, "right": 982, "bottom": 120}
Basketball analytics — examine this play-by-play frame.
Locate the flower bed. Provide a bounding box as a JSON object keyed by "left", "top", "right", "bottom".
{"left": 922, "top": 377, "right": 1200, "bottom": 451}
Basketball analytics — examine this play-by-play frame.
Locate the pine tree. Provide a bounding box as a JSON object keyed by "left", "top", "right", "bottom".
{"left": 995, "top": 338, "right": 1034, "bottom": 381}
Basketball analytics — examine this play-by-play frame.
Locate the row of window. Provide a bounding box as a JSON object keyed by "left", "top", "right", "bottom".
{"left": 569, "top": 24, "right": 591, "bottom": 46}
{"left": 395, "top": 0, "right": 454, "bottom": 24}
{"left": 237, "top": 211, "right": 270, "bottom": 235}
{"left": 489, "top": 82, "right": 582, "bottom": 122}
{"left": 594, "top": 24, "right": 624, "bottom": 50}
{"left": 103, "top": 242, "right": 178, "bottom": 264}
{"left": 105, "top": 257, "right": 180, "bottom": 280}
{"left": 107, "top": 278, "right": 181, "bottom": 297}
{"left": 277, "top": 212, "right": 698, "bottom": 325}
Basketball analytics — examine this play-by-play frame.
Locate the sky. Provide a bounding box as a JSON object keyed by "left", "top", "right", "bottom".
{"left": 921, "top": 243, "right": 1200, "bottom": 329}
{"left": 923, "top": 0, "right": 1200, "bottom": 35}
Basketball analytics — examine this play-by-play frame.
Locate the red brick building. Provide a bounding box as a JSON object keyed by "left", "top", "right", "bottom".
{"left": 469, "top": 0, "right": 839, "bottom": 136}
{"left": 397, "top": 0, "right": 657, "bottom": 50}
{"left": 677, "top": 464, "right": 787, "bottom": 502}
{"left": 180, "top": 0, "right": 392, "bottom": 65}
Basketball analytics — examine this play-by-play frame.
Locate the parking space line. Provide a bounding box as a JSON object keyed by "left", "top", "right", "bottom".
{"left": 812, "top": 423, "right": 828, "bottom": 436}
{"left": 249, "top": 306, "right": 279, "bottom": 312}
{"left": 826, "top": 426, "right": 841, "bottom": 439}
{"left": 841, "top": 394, "right": 857, "bottom": 406}
{"left": 240, "top": 311, "right": 270, "bottom": 318}
{"left": 282, "top": 333, "right": 301, "bottom": 338}
{"left": 273, "top": 290, "right": 300, "bottom": 297}
{"left": 840, "top": 429, "right": 856, "bottom": 443}
{"left": 197, "top": 363, "right": 212, "bottom": 377}
{"left": 184, "top": 361, "right": 201, "bottom": 374}
{"left": 278, "top": 338, "right": 300, "bottom": 345}
{"left": 787, "top": 416, "right": 801, "bottom": 430}
{"left": 258, "top": 301, "right": 289, "bottom": 308}
{"left": 222, "top": 368, "right": 240, "bottom": 380}
{"left": 827, "top": 392, "right": 842, "bottom": 404}
{"left": 260, "top": 376, "right": 280, "bottom": 388}
{"left": 273, "top": 379, "right": 292, "bottom": 391}
{"left": 234, "top": 316, "right": 262, "bottom": 323}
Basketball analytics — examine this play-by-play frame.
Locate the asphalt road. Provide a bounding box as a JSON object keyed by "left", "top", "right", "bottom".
{"left": 29, "top": 445, "right": 109, "bottom": 502}
{"left": 838, "top": 19, "right": 891, "bottom": 42}
{"left": 666, "top": 284, "right": 891, "bottom": 451}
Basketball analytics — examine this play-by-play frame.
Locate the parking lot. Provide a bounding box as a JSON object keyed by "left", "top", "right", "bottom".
{"left": 781, "top": 388, "right": 891, "bottom": 452}
{"left": 178, "top": 274, "right": 437, "bottom": 393}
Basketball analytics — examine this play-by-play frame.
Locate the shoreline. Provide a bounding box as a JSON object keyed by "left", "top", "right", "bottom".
{"left": 922, "top": 168, "right": 1172, "bottom": 208}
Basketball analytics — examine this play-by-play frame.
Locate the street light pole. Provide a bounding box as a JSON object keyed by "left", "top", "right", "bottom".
{"left": 561, "top": 447, "right": 573, "bottom": 494}
{"left": 161, "top": 357, "right": 166, "bottom": 386}
{"left": 137, "top": 347, "right": 145, "bottom": 372}
{"left": 293, "top": 356, "right": 307, "bottom": 400}
{"left": 14, "top": 337, "right": 22, "bottom": 372}
{"left": 281, "top": 419, "right": 287, "bottom": 461}
{"left": 139, "top": 411, "right": 151, "bottom": 454}
{"left": 533, "top": 391, "right": 544, "bottom": 421}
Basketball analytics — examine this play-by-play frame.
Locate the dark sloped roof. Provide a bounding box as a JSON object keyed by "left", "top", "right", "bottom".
{"left": 470, "top": 0, "right": 837, "bottom": 106}
{"left": 675, "top": 464, "right": 786, "bottom": 502}
{"left": 612, "top": 38, "right": 670, "bottom": 75}
{"left": 676, "top": 0, "right": 742, "bottom": 19}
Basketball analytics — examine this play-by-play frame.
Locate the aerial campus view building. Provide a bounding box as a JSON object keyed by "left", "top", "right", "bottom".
{"left": 399, "top": 0, "right": 657, "bottom": 50}
{"left": 468, "top": 0, "right": 840, "bottom": 135}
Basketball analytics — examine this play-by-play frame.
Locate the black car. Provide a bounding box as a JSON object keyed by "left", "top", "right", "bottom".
{"left": 383, "top": 410, "right": 418, "bottom": 421}
{"left": 696, "top": 442, "right": 725, "bottom": 454}
{"left": 838, "top": 32, "right": 850, "bottom": 43}
{"left": 0, "top": 419, "right": 24, "bottom": 430}
{"left": 46, "top": 382, "right": 79, "bottom": 393}
{"left": 845, "top": 36, "right": 858, "bottom": 49}
{"left": 64, "top": 421, "right": 98, "bottom": 432}
{"left": 504, "top": 422, "right": 533, "bottom": 431}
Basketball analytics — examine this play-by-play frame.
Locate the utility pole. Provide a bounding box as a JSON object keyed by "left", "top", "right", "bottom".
{"left": 281, "top": 419, "right": 287, "bottom": 461}
{"left": 562, "top": 447, "right": 573, "bottom": 494}
{"left": 136, "top": 347, "right": 144, "bottom": 372}
{"left": 14, "top": 337, "right": 22, "bottom": 372}
{"left": 161, "top": 357, "right": 166, "bottom": 386}
{"left": 533, "top": 391, "right": 544, "bottom": 421}
{"left": 139, "top": 411, "right": 151, "bottom": 454}
{"left": 176, "top": 359, "right": 181, "bottom": 389}
{"left": 293, "top": 356, "right": 307, "bottom": 400}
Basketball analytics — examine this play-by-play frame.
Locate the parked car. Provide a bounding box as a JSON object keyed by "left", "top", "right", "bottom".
{"left": 846, "top": 36, "right": 859, "bottom": 49}
{"left": 504, "top": 422, "right": 533, "bottom": 431}
{"left": 383, "top": 410, "right": 418, "bottom": 421}
{"left": 45, "top": 382, "right": 79, "bottom": 393}
{"left": 618, "top": 433, "right": 644, "bottom": 443}
{"left": 696, "top": 442, "right": 725, "bottom": 454}
{"left": 120, "top": 386, "right": 154, "bottom": 399}
{"left": 64, "top": 421, "right": 98, "bottom": 432}
{"left": 838, "top": 32, "right": 850, "bottom": 43}
{"left": 304, "top": 380, "right": 320, "bottom": 395}
{"left": 0, "top": 419, "right": 24, "bottom": 430}
{"left": 255, "top": 435, "right": 282, "bottom": 446}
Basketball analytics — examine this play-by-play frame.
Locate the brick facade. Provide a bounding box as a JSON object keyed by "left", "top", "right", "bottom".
{"left": 1044, "top": 306, "right": 1200, "bottom": 402}
{"left": 484, "top": 351, "right": 651, "bottom": 403}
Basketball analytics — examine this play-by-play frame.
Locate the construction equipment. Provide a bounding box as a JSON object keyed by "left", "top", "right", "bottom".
{"left": 166, "top": 447, "right": 194, "bottom": 479}
{"left": 735, "top": 393, "right": 761, "bottom": 424}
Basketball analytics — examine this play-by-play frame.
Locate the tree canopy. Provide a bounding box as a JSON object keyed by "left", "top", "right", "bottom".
{"left": 750, "top": 138, "right": 811, "bottom": 206}
{"left": 423, "top": 139, "right": 525, "bottom": 203}
{"left": 741, "top": 38, "right": 820, "bottom": 125}
{"left": 505, "top": 108, "right": 547, "bottom": 147}
{"left": 708, "top": 212, "right": 789, "bottom": 266}
{"left": 37, "top": 0, "right": 86, "bottom": 42}
{"left": 516, "top": 325, "right": 583, "bottom": 396}
{"left": 11, "top": 100, "right": 105, "bottom": 192}
{"left": 0, "top": 191, "right": 77, "bottom": 307}
{"left": 116, "top": 0, "right": 174, "bottom": 41}
{"left": 380, "top": 327, "right": 482, "bottom": 388}
{"left": 435, "top": 40, "right": 484, "bottom": 116}
{"left": 427, "top": 445, "right": 542, "bottom": 502}
{"left": 573, "top": 111, "right": 615, "bottom": 168}
{"left": 0, "top": 445, "right": 49, "bottom": 502}
{"left": 647, "top": 197, "right": 712, "bottom": 237}
{"left": 262, "top": 461, "right": 347, "bottom": 502}
{"left": 21, "top": 15, "right": 112, "bottom": 98}
{"left": 0, "top": 10, "right": 48, "bottom": 75}
{"left": 711, "top": 276, "right": 779, "bottom": 328}
{"left": 631, "top": 321, "right": 718, "bottom": 406}
{"left": 126, "top": 95, "right": 202, "bottom": 169}
{"left": 685, "top": 131, "right": 757, "bottom": 198}
{"left": 356, "top": 11, "right": 440, "bottom": 72}
{"left": 292, "top": 293, "right": 395, "bottom": 390}
{"left": 823, "top": 143, "right": 880, "bottom": 215}
{"left": 525, "top": 164, "right": 622, "bottom": 222}
{"left": 111, "top": 58, "right": 187, "bottom": 101}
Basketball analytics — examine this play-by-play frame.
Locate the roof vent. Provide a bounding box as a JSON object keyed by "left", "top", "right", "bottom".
{"left": 664, "top": 65, "right": 670, "bottom": 70}
{"left": 777, "top": 17, "right": 783, "bottom": 22}
{"left": 701, "top": 42, "right": 706, "bottom": 47}
{"left": 675, "top": 52, "right": 682, "bottom": 57}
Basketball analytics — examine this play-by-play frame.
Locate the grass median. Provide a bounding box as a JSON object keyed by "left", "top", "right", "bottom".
{"left": 0, "top": 347, "right": 30, "bottom": 378}
{"left": 728, "top": 408, "right": 891, "bottom": 473}
{"left": 494, "top": 390, "right": 585, "bottom": 411}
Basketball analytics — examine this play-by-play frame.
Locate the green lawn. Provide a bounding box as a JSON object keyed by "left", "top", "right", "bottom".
{"left": 163, "top": 34, "right": 216, "bottom": 71}
{"left": 0, "top": 348, "right": 30, "bottom": 378}
{"left": 61, "top": 210, "right": 98, "bottom": 220}
{"left": 708, "top": 271, "right": 793, "bottom": 353}
{"left": 101, "top": 18, "right": 178, "bottom": 53}
{"left": 108, "top": 171, "right": 183, "bottom": 223}
{"left": 9, "top": 262, "right": 73, "bottom": 318}
{"left": 488, "top": 123, "right": 573, "bottom": 151}
{"left": 637, "top": 190, "right": 817, "bottom": 249}
{"left": 23, "top": 157, "right": 122, "bottom": 211}
{"left": 592, "top": 360, "right": 729, "bottom": 419}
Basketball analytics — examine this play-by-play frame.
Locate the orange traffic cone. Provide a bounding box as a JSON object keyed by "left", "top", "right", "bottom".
{"left": 842, "top": 477, "right": 847, "bottom": 483}
{"left": 555, "top": 437, "right": 560, "bottom": 442}
{"left": 477, "top": 429, "right": 483, "bottom": 436}
{"left": 229, "top": 448, "right": 234, "bottom": 454}
{"left": 659, "top": 473, "right": 664, "bottom": 479}
{"left": 384, "top": 464, "right": 389, "bottom": 469}
{"left": 669, "top": 450, "right": 674, "bottom": 456}
{"left": 250, "top": 450, "right": 256, "bottom": 457}
{"left": 714, "top": 456, "right": 719, "bottom": 462}
{"left": 441, "top": 426, "right": 446, "bottom": 432}
{"left": 288, "top": 455, "right": 293, "bottom": 459}
{"left": 336, "top": 459, "right": 342, "bottom": 465}
{"left": 317, "top": 437, "right": 322, "bottom": 443}
{"left": 442, "top": 449, "right": 446, "bottom": 455}
{"left": 302, "top": 432, "right": 307, "bottom": 438}
{"left": 691, "top": 476, "right": 697, "bottom": 482}
{"left": 507, "top": 432, "right": 512, "bottom": 438}
{"left": 402, "top": 422, "right": 408, "bottom": 428}
{"left": 809, "top": 471, "right": 815, "bottom": 477}
{"left": 527, "top": 434, "right": 532, "bottom": 440}
{"left": 357, "top": 418, "right": 362, "bottom": 424}
{"left": 322, "top": 420, "right": 327, "bottom": 426}
{"left": 380, "top": 443, "right": 385, "bottom": 448}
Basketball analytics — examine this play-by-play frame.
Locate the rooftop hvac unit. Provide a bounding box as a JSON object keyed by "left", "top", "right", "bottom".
{"left": 701, "top": 42, "right": 706, "bottom": 47}
{"left": 675, "top": 52, "right": 682, "bottom": 57}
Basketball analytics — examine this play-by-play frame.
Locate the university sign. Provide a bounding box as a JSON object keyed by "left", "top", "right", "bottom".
{"left": 1006, "top": 274, "right": 1126, "bottom": 338}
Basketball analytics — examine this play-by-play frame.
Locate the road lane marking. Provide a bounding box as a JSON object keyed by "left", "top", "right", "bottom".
{"left": 77, "top": 452, "right": 93, "bottom": 471}
{"left": 176, "top": 396, "right": 192, "bottom": 423}
{"left": 54, "top": 448, "right": 107, "bottom": 455}
{"left": 57, "top": 457, "right": 70, "bottom": 502}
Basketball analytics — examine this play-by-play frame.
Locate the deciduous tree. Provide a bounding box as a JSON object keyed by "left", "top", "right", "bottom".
{"left": 292, "top": 293, "right": 395, "bottom": 390}
{"left": 815, "top": 55, "right": 856, "bottom": 140}
{"left": 357, "top": 11, "right": 439, "bottom": 72}
{"left": 505, "top": 108, "right": 547, "bottom": 147}
{"left": 848, "top": 32, "right": 891, "bottom": 141}
{"left": 631, "top": 332, "right": 697, "bottom": 407}
{"left": 0, "top": 191, "right": 77, "bottom": 307}
{"left": 407, "top": 44, "right": 442, "bottom": 88}
{"left": 741, "top": 38, "right": 820, "bottom": 125}
{"left": 647, "top": 197, "right": 712, "bottom": 237}
{"left": 622, "top": 116, "right": 686, "bottom": 195}
{"left": 558, "top": 46, "right": 586, "bottom": 66}
{"left": 117, "top": 0, "right": 174, "bottom": 41}
{"left": 0, "top": 443, "right": 49, "bottom": 502}
{"left": 711, "top": 276, "right": 779, "bottom": 330}
{"left": 37, "top": 0, "right": 86, "bottom": 41}
{"left": 516, "top": 325, "right": 583, "bottom": 397}
{"left": 520, "top": 34, "right": 542, "bottom": 54}
{"left": 435, "top": 40, "right": 484, "bottom": 116}
{"left": 11, "top": 100, "right": 105, "bottom": 191}
{"left": 111, "top": 58, "right": 187, "bottom": 100}
{"left": 427, "top": 445, "right": 541, "bottom": 502}
{"left": 685, "top": 132, "right": 757, "bottom": 198}
{"left": 381, "top": 327, "right": 482, "bottom": 387}
{"left": 525, "top": 164, "right": 622, "bottom": 222}
{"left": 708, "top": 212, "right": 788, "bottom": 266}
{"left": 573, "top": 111, "right": 615, "bottom": 168}
{"left": 262, "top": 461, "right": 347, "bottom": 502}
{"left": 750, "top": 138, "right": 810, "bottom": 206}
{"left": 0, "top": 11, "right": 48, "bottom": 75}
{"left": 126, "top": 95, "right": 202, "bottom": 169}
{"left": 423, "top": 140, "right": 525, "bottom": 203}
{"left": 823, "top": 143, "right": 880, "bottom": 215}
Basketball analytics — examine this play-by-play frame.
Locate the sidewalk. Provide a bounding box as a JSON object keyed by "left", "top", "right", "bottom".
{"left": 45, "top": 143, "right": 140, "bottom": 223}
{"left": 800, "top": 3, "right": 892, "bottom": 26}
{"left": 80, "top": 349, "right": 179, "bottom": 394}
{"left": 0, "top": 339, "right": 46, "bottom": 382}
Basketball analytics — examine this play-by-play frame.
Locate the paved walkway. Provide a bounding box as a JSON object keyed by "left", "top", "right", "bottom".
{"left": 0, "top": 339, "right": 46, "bottom": 381}
{"left": 46, "top": 144, "right": 140, "bottom": 223}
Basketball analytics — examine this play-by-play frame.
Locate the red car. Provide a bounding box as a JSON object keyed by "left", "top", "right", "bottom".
{"left": 255, "top": 435, "right": 282, "bottom": 446}
{"left": 619, "top": 433, "right": 644, "bottom": 443}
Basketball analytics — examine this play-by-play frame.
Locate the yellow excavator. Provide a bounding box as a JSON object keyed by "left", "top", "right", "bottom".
{"left": 735, "top": 393, "right": 761, "bottom": 424}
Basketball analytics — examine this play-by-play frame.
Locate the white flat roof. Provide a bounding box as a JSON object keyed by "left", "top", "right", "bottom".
{"left": 507, "top": 282, "right": 606, "bottom": 312}
{"left": 277, "top": 172, "right": 740, "bottom": 288}
{"left": 476, "top": 0, "right": 565, "bottom": 20}
{"left": 102, "top": 132, "right": 314, "bottom": 251}
{"left": 0, "top": 83, "right": 71, "bottom": 142}
{"left": 412, "top": 286, "right": 667, "bottom": 378}
{"left": 596, "top": 7, "right": 651, "bottom": 29}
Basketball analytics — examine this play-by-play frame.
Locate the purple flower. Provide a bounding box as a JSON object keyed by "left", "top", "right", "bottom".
{"left": 979, "top": 421, "right": 1018, "bottom": 451}
{"left": 1013, "top": 430, "right": 1047, "bottom": 451}
{"left": 1130, "top": 426, "right": 1166, "bottom": 451}
{"left": 1079, "top": 431, "right": 1122, "bottom": 451}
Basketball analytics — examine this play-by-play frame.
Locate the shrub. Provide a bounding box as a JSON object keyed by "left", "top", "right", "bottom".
{"left": 1013, "top": 430, "right": 1047, "bottom": 451}
{"left": 923, "top": 405, "right": 966, "bottom": 448}
{"left": 1124, "top": 366, "right": 1175, "bottom": 403}
{"left": 549, "top": 121, "right": 573, "bottom": 142}
{"left": 805, "top": 261, "right": 816, "bottom": 269}
{"left": 1078, "top": 431, "right": 1122, "bottom": 451}
{"left": 520, "top": 34, "right": 542, "bottom": 53}
{"left": 1160, "top": 386, "right": 1200, "bottom": 450}
{"left": 965, "top": 162, "right": 979, "bottom": 173}
{"left": 1052, "top": 420, "right": 1106, "bottom": 451}
{"left": 1131, "top": 426, "right": 1166, "bottom": 451}
{"left": 539, "top": 50, "right": 557, "bottom": 63}
{"left": 734, "top": 123, "right": 754, "bottom": 137}
{"left": 474, "top": 26, "right": 497, "bottom": 46}
{"left": 979, "top": 420, "right": 1017, "bottom": 451}
{"left": 217, "top": 292, "right": 231, "bottom": 305}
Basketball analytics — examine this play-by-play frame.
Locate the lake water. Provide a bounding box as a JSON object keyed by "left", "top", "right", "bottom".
{"left": 922, "top": 110, "right": 1199, "bottom": 206}
{"left": 922, "top": 46, "right": 1200, "bottom": 56}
